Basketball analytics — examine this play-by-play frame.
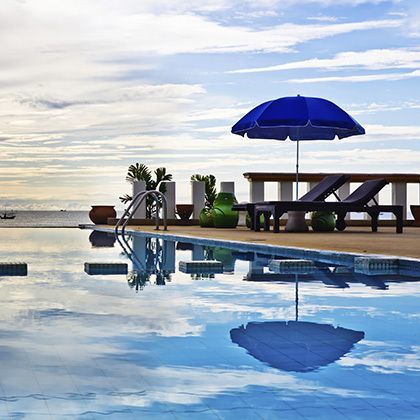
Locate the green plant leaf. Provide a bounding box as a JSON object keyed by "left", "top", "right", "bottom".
{"left": 122, "top": 163, "right": 173, "bottom": 218}
{"left": 191, "top": 173, "right": 217, "bottom": 208}
{"left": 126, "top": 163, "right": 152, "bottom": 185}
{"left": 119, "top": 194, "right": 132, "bottom": 203}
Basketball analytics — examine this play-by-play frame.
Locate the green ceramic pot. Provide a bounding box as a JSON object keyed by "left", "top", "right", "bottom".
{"left": 199, "top": 208, "right": 214, "bottom": 227}
{"left": 211, "top": 247, "right": 235, "bottom": 272}
{"left": 311, "top": 211, "right": 336, "bottom": 232}
{"left": 211, "top": 192, "right": 239, "bottom": 228}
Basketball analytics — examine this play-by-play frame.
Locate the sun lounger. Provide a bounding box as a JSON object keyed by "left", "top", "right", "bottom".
{"left": 233, "top": 174, "right": 350, "bottom": 230}
{"left": 253, "top": 178, "right": 403, "bottom": 233}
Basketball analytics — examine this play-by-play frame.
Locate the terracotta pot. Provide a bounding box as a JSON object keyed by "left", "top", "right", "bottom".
{"left": 411, "top": 205, "right": 420, "bottom": 226}
{"left": 176, "top": 204, "right": 194, "bottom": 220}
{"left": 176, "top": 242, "right": 194, "bottom": 251}
{"left": 89, "top": 205, "right": 116, "bottom": 225}
{"left": 89, "top": 230, "right": 116, "bottom": 247}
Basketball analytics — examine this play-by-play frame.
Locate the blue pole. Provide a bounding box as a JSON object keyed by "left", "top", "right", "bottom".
{"left": 296, "top": 139, "right": 299, "bottom": 200}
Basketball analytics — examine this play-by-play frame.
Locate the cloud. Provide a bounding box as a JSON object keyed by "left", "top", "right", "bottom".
{"left": 348, "top": 101, "right": 420, "bottom": 115}
{"left": 363, "top": 124, "right": 420, "bottom": 139}
{"left": 0, "top": 0, "right": 416, "bottom": 209}
{"left": 0, "top": 0, "right": 403, "bottom": 61}
{"left": 18, "top": 98, "right": 90, "bottom": 110}
{"left": 307, "top": 15, "right": 340, "bottom": 22}
{"left": 287, "top": 69, "right": 420, "bottom": 83}
{"left": 228, "top": 48, "right": 420, "bottom": 74}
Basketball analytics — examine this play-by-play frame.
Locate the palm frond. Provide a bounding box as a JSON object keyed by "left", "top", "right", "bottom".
{"left": 122, "top": 163, "right": 173, "bottom": 218}
{"left": 126, "top": 163, "right": 152, "bottom": 184}
{"left": 119, "top": 194, "right": 132, "bottom": 204}
{"left": 190, "top": 173, "right": 217, "bottom": 208}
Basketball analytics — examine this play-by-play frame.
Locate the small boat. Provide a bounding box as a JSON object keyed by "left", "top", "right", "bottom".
{"left": 0, "top": 212, "right": 16, "bottom": 219}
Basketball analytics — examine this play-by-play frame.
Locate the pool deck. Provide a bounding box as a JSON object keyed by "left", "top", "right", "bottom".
{"left": 119, "top": 225, "right": 420, "bottom": 260}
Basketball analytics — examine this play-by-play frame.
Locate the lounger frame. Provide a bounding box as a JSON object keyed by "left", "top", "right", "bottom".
{"left": 253, "top": 200, "right": 403, "bottom": 234}
{"left": 232, "top": 174, "right": 350, "bottom": 230}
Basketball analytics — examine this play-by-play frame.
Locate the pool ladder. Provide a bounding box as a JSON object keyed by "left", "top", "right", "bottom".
{"left": 114, "top": 190, "right": 168, "bottom": 238}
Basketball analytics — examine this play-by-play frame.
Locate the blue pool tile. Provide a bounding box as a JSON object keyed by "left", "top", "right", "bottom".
{"left": 336, "top": 407, "right": 392, "bottom": 419}
{"left": 375, "top": 406, "right": 420, "bottom": 419}
{"left": 212, "top": 407, "right": 265, "bottom": 419}
{"left": 205, "top": 395, "right": 250, "bottom": 411}
{"left": 130, "top": 409, "right": 178, "bottom": 419}
{"left": 9, "top": 413, "right": 54, "bottom": 420}
{"left": 259, "top": 408, "right": 306, "bottom": 419}
{"left": 241, "top": 392, "right": 292, "bottom": 411}
{"left": 0, "top": 401, "right": 9, "bottom": 417}
{"left": 78, "top": 409, "right": 135, "bottom": 419}
{"left": 297, "top": 406, "right": 346, "bottom": 419}
{"left": 172, "top": 408, "right": 220, "bottom": 419}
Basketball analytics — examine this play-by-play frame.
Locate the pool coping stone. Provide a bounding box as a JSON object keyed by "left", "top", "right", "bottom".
{"left": 81, "top": 225, "right": 420, "bottom": 273}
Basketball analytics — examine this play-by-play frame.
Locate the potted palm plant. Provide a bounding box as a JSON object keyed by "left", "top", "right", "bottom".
{"left": 120, "top": 163, "right": 172, "bottom": 218}
{"left": 190, "top": 174, "right": 217, "bottom": 227}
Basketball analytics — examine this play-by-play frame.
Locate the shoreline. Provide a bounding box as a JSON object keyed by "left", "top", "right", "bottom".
{"left": 0, "top": 225, "right": 81, "bottom": 228}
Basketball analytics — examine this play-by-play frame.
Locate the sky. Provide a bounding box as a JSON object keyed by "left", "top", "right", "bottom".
{"left": 0, "top": 0, "right": 419, "bottom": 210}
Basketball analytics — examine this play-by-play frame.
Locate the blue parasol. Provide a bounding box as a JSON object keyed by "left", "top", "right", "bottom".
{"left": 231, "top": 95, "right": 365, "bottom": 198}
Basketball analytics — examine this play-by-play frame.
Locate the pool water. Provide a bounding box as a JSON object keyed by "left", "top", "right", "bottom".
{"left": 0, "top": 228, "right": 419, "bottom": 419}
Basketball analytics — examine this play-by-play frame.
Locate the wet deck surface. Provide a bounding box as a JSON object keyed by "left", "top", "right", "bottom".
{"left": 124, "top": 225, "right": 420, "bottom": 259}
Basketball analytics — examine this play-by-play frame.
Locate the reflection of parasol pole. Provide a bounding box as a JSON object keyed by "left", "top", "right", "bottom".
{"left": 295, "top": 274, "right": 299, "bottom": 322}
{"left": 296, "top": 139, "right": 299, "bottom": 200}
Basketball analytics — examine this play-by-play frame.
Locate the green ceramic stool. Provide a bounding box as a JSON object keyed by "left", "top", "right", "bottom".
{"left": 211, "top": 247, "right": 235, "bottom": 272}
{"left": 311, "top": 211, "right": 336, "bottom": 232}
{"left": 212, "top": 192, "right": 239, "bottom": 228}
{"left": 199, "top": 208, "right": 214, "bottom": 227}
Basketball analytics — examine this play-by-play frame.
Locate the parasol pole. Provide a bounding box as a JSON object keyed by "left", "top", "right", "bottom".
{"left": 295, "top": 273, "right": 299, "bottom": 322}
{"left": 295, "top": 139, "right": 299, "bottom": 200}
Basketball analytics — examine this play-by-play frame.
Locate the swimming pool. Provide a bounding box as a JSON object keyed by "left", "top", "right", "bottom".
{"left": 0, "top": 228, "right": 419, "bottom": 419}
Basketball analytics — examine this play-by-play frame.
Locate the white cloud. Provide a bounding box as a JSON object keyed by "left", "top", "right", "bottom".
{"left": 229, "top": 48, "right": 420, "bottom": 74}
{"left": 0, "top": 0, "right": 416, "bottom": 209}
{"left": 348, "top": 101, "right": 420, "bottom": 115}
{"left": 307, "top": 15, "right": 340, "bottom": 22}
{"left": 5, "top": 0, "right": 398, "bottom": 17}
{"left": 0, "top": 1, "right": 403, "bottom": 62}
{"left": 305, "top": 148, "right": 420, "bottom": 167}
{"left": 363, "top": 124, "right": 420, "bottom": 139}
{"left": 287, "top": 69, "right": 420, "bottom": 83}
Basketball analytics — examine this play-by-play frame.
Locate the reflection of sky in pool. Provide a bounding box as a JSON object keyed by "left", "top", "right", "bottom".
{"left": 0, "top": 228, "right": 419, "bottom": 418}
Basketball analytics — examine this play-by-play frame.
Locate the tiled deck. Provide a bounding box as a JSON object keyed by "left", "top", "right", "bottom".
{"left": 121, "top": 225, "right": 420, "bottom": 260}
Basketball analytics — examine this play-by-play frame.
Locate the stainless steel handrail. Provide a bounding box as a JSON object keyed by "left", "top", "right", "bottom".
{"left": 114, "top": 190, "right": 168, "bottom": 237}
{"left": 115, "top": 233, "right": 146, "bottom": 271}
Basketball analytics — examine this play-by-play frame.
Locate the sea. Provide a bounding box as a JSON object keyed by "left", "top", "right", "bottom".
{"left": 0, "top": 211, "right": 95, "bottom": 227}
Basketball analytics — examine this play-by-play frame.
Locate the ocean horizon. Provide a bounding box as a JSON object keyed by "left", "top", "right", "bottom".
{"left": 0, "top": 208, "right": 407, "bottom": 227}
{"left": 0, "top": 210, "right": 99, "bottom": 227}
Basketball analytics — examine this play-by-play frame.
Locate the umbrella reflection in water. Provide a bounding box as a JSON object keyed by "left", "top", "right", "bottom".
{"left": 230, "top": 264, "right": 364, "bottom": 372}
{"left": 230, "top": 320, "right": 364, "bottom": 372}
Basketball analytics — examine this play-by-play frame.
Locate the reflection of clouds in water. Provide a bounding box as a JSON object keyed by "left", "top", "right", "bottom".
{"left": 18, "top": 298, "right": 204, "bottom": 338}
{"left": 1, "top": 283, "right": 205, "bottom": 339}
{"left": 0, "top": 364, "right": 370, "bottom": 411}
{"left": 1, "top": 230, "right": 419, "bottom": 416}
{"left": 339, "top": 343, "right": 420, "bottom": 374}
{"left": 1, "top": 273, "right": 415, "bottom": 347}
{"left": 105, "top": 365, "right": 369, "bottom": 406}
